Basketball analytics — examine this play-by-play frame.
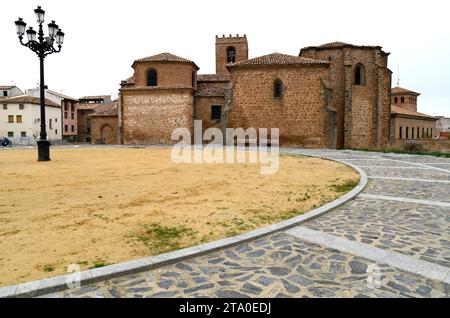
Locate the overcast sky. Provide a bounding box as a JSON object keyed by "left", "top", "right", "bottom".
{"left": 1, "top": 0, "right": 449, "bottom": 116}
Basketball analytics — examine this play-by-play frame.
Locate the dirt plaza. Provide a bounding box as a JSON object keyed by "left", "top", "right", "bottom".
{"left": 0, "top": 146, "right": 358, "bottom": 286}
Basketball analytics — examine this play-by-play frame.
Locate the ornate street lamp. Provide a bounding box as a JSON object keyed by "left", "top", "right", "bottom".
{"left": 14, "top": 6, "right": 65, "bottom": 161}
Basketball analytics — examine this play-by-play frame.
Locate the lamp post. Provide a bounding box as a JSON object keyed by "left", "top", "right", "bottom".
{"left": 15, "top": 6, "right": 64, "bottom": 161}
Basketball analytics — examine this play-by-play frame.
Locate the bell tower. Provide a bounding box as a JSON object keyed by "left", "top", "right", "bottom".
{"left": 215, "top": 34, "right": 248, "bottom": 74}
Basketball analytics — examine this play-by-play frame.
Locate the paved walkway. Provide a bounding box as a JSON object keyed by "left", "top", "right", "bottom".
{"left": 41, "top": 149, "right": 450, "bottom": 298}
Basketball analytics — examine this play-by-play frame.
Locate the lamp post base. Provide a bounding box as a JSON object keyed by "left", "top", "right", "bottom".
{"left": 37, "top": 140, "right": 51, "bottom": 161}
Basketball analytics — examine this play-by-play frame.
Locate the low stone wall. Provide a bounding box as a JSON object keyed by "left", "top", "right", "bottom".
{"left": 387, "top": 139, "right": 450, "bottom": 153}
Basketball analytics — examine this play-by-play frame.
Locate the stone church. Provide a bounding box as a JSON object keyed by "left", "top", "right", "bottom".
{"left": 90, "top": 35, "right": 393, "bottom": 149}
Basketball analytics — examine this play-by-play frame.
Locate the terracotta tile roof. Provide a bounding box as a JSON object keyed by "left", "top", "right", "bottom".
{"left": 391, "top": 105, "right": 437, "bottom": 120}
{"left": 79, "top": 95, "right": 111, "bottom": 100}
{"left": 230, "top": 53, "right": 329, "bottom": 67}
{"left": 197, "top": 74, "right": 230, "bottom": 82}
{"left": 90, "top": 100, "right": 118, "bottom": 117}
{"left": 391, "top": 86, "right": 420, "bottom": 96}
{"left": 132, "top": 52, "right": 199, "bottom": 70}
{"left": 2, "top": 95, "right": 60, "bottom": 107}
{"left": 302, "top": 42, "right": 382, "bottom": 51}
{"left": 195, "top": 85, "right": 226, "bottom": 97}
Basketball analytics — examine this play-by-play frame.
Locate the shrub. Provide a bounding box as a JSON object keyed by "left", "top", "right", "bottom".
{"left": 402, "top": 142, "right": 424, "bottom": 152}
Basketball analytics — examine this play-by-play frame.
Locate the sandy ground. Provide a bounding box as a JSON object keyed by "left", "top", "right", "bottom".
{"left": 0, "top": 147, "right": 358, "bottom": 286}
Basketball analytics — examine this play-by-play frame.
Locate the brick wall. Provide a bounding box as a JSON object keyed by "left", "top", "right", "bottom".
{"left": 122, "top": 88, "right": 194, "bottom": 144}
{"left": 133, "top": 62, "right": 197, "bottom": 88}
{"left": 229, "top": 65, "right": 330, "bottom": 147}
{"left": 90, "top": 116, "right": 118, "bottom": 144}
{"left": 216, "top": 35, "right": 248, "bottom": 75}
{"left": 194, "top": 96, "right": 225, "bottom": 132}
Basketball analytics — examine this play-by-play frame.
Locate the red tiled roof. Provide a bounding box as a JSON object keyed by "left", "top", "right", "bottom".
{"left": 79, "top": 95, "right": 111, "bottom": 100}
{"left": 195, "top": 85, "right": 226, "bottom": 97}
{"left": 2, "top": 95, "right": 60, "bottom": 107}
{"left": 197, "top": 74, "right": 230, "bottom": 82}
{"left": 230, "top": 53, "right": 329, "bottom": 67}
{"left": 302, "top": 42, "right": 382, "bottom": 51}
{"left": 132, "top": 52, "right": 199, "bottom": 70}
{"left": 90, "top": 100, "right": 118, "bottom": 117}
{"left": 391, "top": 86, "right": 420, "bottom": 96}
{"left": 391, "top": 105, "right": 437, "bottom": 120}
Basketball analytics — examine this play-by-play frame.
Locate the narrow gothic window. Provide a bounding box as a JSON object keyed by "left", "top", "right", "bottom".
{"left": 354, "top": 64, "right": 365, "bottom": 85}
{"left": 399, "top": 127, "right": 403, "bottom": 139}
{"left": 274, "top": 80, "right": 282, "bottom": 99}
{"left": 147, "top": 69, "right": 157, "bottom": 86}
{"left": 227, "top": 47, "right": 236, "bottom": 63}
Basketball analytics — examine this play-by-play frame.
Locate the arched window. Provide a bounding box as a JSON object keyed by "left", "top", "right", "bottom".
{"left": 227, "top": 47, "right": 236, "bottom": 63}
{"left": 147, "top": 69, "right": 157, "bottom": 86}
{"left": 354, "top": 63, "right": 365, "bottom": 85}
{"left": 273, "top": 79, "right": 282, "bottom": 99}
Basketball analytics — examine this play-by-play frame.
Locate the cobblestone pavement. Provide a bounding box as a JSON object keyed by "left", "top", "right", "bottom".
{"left": 41, "top": 149, "right": 450, "bottom": 298}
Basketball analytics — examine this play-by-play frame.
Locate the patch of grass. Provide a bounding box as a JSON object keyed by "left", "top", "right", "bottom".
{"left": 90, "top": 260, "right": 110, "bottom": 269}
{"left": 351, "top": 147, "right": 450, "bottom": 158}
{"left": 130, "top": 223, "right": 196, "bottom": 254}
{"left": 43, "top": 264, "right": 55, "bottom": 272}
{"left": 330, "top": 179, "right": 359, "bottom": 193}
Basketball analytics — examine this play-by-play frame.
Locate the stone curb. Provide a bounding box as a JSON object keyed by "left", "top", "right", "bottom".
{"left": 0, "top": 149, "right": 367, "bottom": 298}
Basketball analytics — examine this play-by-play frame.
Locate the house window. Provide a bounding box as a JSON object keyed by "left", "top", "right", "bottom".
{"left": 406, "top": 127, "right": 409, "bottom": 139}
{"left": 8, "top": 115, "right": 14, "bottom": 123}
{"left": 55, "top": 118, "right": 58, "bottom": 123}
{"left": 55, "top": 129, "right": 58, "bottom": 135}
{"left": 2, "top": 104, "right": 6, "bottom": 110}
{"left": 394, "top": 97, "right": 398, "bottom": 103}
{"left": 49, "top": 119, "right": 53, "bottom": 130}
{"left": 147, "top": 69, "right": 157, "bottom": 86}
{"left": 274, "top": 79, "right": 283, "bottom": 99}
{"left": 412, "top": 127, "right": 415, "bottom": 139}
{"left": 211, "top": 105, "right": 221, "bottom": 121}
{"left": 64, "top": 125, "right": 68, "bottom": 132}
{"left": 64, "top": 112, "right": 68, "bottom": 119}
{"left": 354, "top": 64, "right": 365, "bottom": 85}
{"left": 7, "top": 131, "right": 13, "bottom": 137}
{"left": 422, "top": 127, "right": 425, "bottom": 137}
{"left": 417, "top": 127, "right": 420, "bottom": 138}
{"left": 3, "top": 91, "right": 7, "bottom": 97}
{"left": 401, "top": 97, "right": 405, "bottom": 103}
{"left": 19, "top": 104, "right": 24, "bottom": 110}
{"left": 21, "top": 131, "right": 26, "bottom": 137}
{"left": 71, "top": 125, "right": 74, "bottom": 132}
{"left": 71, "top": 113, "right": 74, "bottom": 120}
{"left": 431, "top": 128, "right": 433, "bottom": 137}
{"left": 64, "top": 104, "right": 68, "bottom": 111}
{"left": 71, "top": 105, "right": 75, "bottom": 112}
{"left": 16, "top": 115, "right": 22, "bottom": 123}
{"left": 227, "top": 47, "right": 236, "bottom": 63}
{"left": 399, "top": 126, "right": 403, "bottom": 139}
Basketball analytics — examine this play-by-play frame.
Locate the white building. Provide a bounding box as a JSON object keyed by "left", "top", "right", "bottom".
{"left": 0, "top": 95, "right": 62, "bottom": 145}
{"left": 0, "top": 85, "right": 23, "bottom": 98}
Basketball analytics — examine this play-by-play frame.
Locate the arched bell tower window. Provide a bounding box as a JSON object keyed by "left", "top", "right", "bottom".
{"left": 227, "top": 47, "right": 236, "bottom": 63}
{"left": 147, "top": 69, "right": 157, "bottom": 86}
{"left": 354, "top": 63, "right": 365, "bottom": 86}
{"left": 273, "top": 79, "right": 283, "bottom": 99}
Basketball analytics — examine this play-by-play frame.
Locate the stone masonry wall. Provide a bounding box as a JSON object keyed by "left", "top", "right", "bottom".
{"left": 229, "top": 65, "right": 329, "bottom": 147}
{"left": 122, "top": 88, "right": 194, "bottom": 144}
{"left": 90, "top": 116, "right": 118, "bottom": 144}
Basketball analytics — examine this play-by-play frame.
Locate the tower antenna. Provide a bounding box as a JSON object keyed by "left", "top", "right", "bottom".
{"left": 397, "top": 64, "right": 400, "bottom": 86}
